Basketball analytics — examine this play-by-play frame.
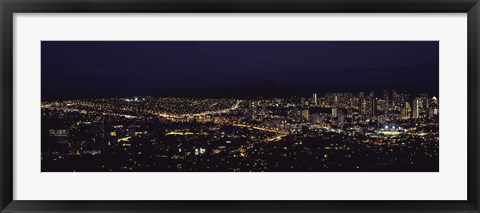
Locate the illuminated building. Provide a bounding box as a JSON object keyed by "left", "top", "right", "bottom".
{"left": 370, "top": 97, "right": 376, "bottom": 118}
{"left": 361, "top": 99, "right": 367, "bottom": 115}
{"left": 419, "top": 93, "right": 429, "bottom": 117}
{"left": 338, "top": 115, "right": 345, "bottom": 127}
{"left": 412, "top": 98, "right": 420, "bottom": 118}
{"left": 382, "top": 90, "right": 389, "bottom": 120}
{"left": 428, "top": 96, "right": 439, "bottom": 118}
{"left": 392, "top": 90, "right": 398, "bottom": 106}
{"left": 358, "top": 91, "right": 365, "bottom": 114}
{"left": 48, "top": 129, "right": 69, "bottom": 137}
{"left": 359, "top": 91, "right": 365, "bottom": 99}
{"left": 332, "top": 108, "right": 338, "bottom": 118}
{"left": 431, "top": 96, "right": 438, "bottom": 105}
{"left": 401, "top": 107, "right": 408, "bottom": 120}
{"left": 302, "top": 109, "right": 309, "bottom": 120}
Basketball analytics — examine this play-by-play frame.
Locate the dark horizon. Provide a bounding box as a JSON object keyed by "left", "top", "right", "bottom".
{"left": 40, "top": 80, "right": 439, "bottom": 101}
{"left": 41, "top": 41, "right": 439, "bottom": 100}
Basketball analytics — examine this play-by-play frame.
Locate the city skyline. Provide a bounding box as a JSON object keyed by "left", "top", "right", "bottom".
{"left": 41, "top": 41, "right": 439, "bottom": 172}
{"left": 42, "top": 90, "right": 439, "bottom": 172}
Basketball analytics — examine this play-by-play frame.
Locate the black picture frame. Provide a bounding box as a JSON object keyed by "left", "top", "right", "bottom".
{"left": 1, "top": 0, "right": 479, "bottom": 212}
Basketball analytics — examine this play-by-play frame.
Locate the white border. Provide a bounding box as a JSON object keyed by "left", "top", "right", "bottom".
{"left": 13, "top": 13, "right": 467, "bottom": 200}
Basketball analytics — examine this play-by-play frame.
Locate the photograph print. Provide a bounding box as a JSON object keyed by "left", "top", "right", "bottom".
{"left": 41, "top": 41, "right": 439, "bottom": 172}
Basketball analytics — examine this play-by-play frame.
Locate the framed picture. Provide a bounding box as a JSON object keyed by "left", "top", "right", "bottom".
{"left": 1, "top": 0, "right": 479, "bottom": 212}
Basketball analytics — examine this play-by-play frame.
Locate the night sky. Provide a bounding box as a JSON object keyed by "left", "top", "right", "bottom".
{"left": 41, "top": 41, "right": 439, "bottom": 100}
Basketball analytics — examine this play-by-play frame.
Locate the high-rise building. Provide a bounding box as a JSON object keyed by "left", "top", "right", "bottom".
{"left": 383, "top": 90, "right": 389, "bottom": 101}
{"left": 313, "top": 93, "right": 318, "bottom": 105}
{"left": 382, "top": 90, "right": 389, "bottom": 120}
{"left": 419, "top": 93, "right": 429, "bottom": 117}
{"left": 401, "top": 101, "right": 411, "bottom": 120}
{"left": 401, "top": 108, "right": 407, "bottom": 120}
{"left": 431, "top": 96, "right": 438, "bottom": 105}
{"left": 370, "top": 97, "right": 376, "bottom": 118}
{"left": 412, "top": 98, "right": 420, "bottom": 118}
{"left": 391, "top": 90, "right": 399, "bottom": 110}
{"left": 332, "top": 108, "right": 338, "bottom": 118}
{"left": 428, "top": 96, "right": 439, "bottom": 118}
{"left": 361, "top": 99, "right": 367, "bottom": 115}
{"left": 358, "top": 91, "right": 365, "bottom": 113}
{"left": 302, "top": 109, "right": 309, "bottom": 120}
{"left": 359, "top": 91, "right": 365, "bottom": 100}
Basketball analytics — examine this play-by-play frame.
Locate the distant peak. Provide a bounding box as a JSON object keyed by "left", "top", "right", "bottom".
{"left": 259, "top": 80, "right": 275, "bottom": 86}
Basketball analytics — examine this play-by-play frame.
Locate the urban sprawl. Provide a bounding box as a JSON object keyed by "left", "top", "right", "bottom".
{"left": 41, "top": 90, "right": 439, "bottom": 172}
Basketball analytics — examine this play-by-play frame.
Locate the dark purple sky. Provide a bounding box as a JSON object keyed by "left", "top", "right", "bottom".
{"left": 41, "top": 41, "right": 438, "bottom": 99}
